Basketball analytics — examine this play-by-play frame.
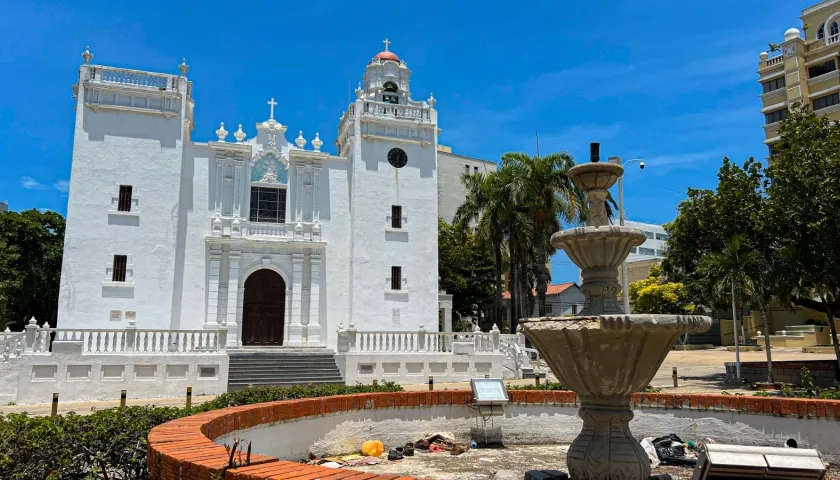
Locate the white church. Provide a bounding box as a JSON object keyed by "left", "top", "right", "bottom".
{"left": 57, "top": 41, "right": 493, "bottom": 352}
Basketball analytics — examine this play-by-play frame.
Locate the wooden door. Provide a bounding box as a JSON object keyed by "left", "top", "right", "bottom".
{"left": 241, "top": 269, "right": 286, "bottom": 345}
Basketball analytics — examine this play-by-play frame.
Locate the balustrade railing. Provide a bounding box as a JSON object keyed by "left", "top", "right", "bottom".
{"left": 362, "top": 101, "right": 430, "bottom": 122}
{"left": 765, "top": 55, "right": 784, "bottom": 67}
{"left": 339, "top": 325, "right": 500, "bottom": 354}
{"left": 1, "top": 319, "right": 226, "bottom": 359}
{"left": 248, "top": 222, "right": 288, "bottom": 238}
{"left": 93, "top": 66, "right": 174, "bottom": 90}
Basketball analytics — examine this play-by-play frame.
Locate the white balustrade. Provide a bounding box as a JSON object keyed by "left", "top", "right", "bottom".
{"left": 362, "top": 101, "right": 430, "bottom": 122}
{"left": 829, "top": 33, "right": 840, "bottom": 45}
{"left": 248, "top": 222, "right": 288, "bottom": 238}
{"left": 97, "top": 66, "right": 173, "bottom": 90}
{"left": 345, "top": 329, "right": 499, "bottom": 354}
{"left": 1, "top": 333, "right": 25, "bottom": 362}
{"left": 765, "top": 55, "right": 784, "bottom": 67}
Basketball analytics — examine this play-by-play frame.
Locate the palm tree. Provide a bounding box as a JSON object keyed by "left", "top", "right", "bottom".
{"left": 503, "top": 152, "right": 587, "bottom": 317}
{"left": 454, "top": 171, "right": 510, "bottom": 330}
{"left": 700, "top": 235, "right": 774, "bottom": 383}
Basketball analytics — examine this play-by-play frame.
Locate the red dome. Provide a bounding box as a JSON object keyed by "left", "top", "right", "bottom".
{"left": 373, "top": 50, "right": 400, "bottom": 63}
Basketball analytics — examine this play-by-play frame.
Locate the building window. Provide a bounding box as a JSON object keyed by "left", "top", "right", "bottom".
{"left": 391, "top": 205, "right": 402, "bottom": 228}
{"left": 768, "top": 144, "right": 779, "bottom": 157}
{"left": 383, "top": 94, "right": 399, "bottom": 104}
{"left": 813, "top": 92, "right": 840, "bottom": 111}
{"left": 832, "top": 21, "right": 839, "bottom": 37}
{"left": 572, "top": 304, "right": 578, "bottom": 315}
{"left": 643, "top": 231, "right": 654, "bottom": 239}
{"left": 630, "top": 247, "right": 638, "bottom": 253}
{"left": 656, "top": 249, "right": 665, "bottom": 257}
{"left": 655, "top": 232, "right": 670, "bottom": 241}
{"left": 383, "top": 81, "right": 398, "bottom": 93}
{"left": 761, "top": 76, "right": 785, "bottom": 94}
{"left": 391, "top": 266, "right": 402, "bottom": 290}
{"left": 819, "top": 25, "right": 825, "bottom": 40}
{"left": 639, "top": 247, "right": 656, "bottom": 256}
{"left": 765, "top": 108, "right": 788, "bottom": 124}
{"left": 465, "top": 165, "right": 470, "bottom": 175}
{"left": 808, "top": 59, "right": 836, "bottom": 78}
{"left": 117, "top": 185, "right": 133, "bottom": 212}
{"left": 112, "top": 255, "right": 127, "bottom": 282}
{"left": 546, "top": 304, "right": 553, "bottom": 314}
{"left": 249, "top": 187, "right": 286, "bottom": 223}
{"left": 473, "top": 166, "right": 478, "bottom": 174}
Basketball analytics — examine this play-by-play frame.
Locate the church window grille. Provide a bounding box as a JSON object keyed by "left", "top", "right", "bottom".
{"left": 117, "top": 185, "right": 133, "bottom": 212}
{"left": 112, "top": 255, "right": 127, "bottom": 282}
{"left": 249, "top": 186, "right": 287, "bottom": 223}
{"left": 832, "top": 21, "right": 839, "bottom": 37}
{"left": 391, "top": 266, "right": 402, "bottom": 290}
{"left": 391, "top": 205, "right": 402, "bottom": 228}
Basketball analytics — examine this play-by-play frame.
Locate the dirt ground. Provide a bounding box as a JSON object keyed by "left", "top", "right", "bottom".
{"left": 344, "top": 444, "right": 839, "bottom": 480}
{"left": 1, "top": 348, "right": 833, "bottom": 416}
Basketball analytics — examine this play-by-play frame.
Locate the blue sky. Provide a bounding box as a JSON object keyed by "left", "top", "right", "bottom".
{"left": 0, "top": 0, "right": 804, "bottom": 283}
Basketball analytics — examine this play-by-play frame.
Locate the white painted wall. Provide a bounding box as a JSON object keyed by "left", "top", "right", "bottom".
{"left": 437, "top": 150, "right": 497, "bottom": 224}
{"left": 217, "top": 404, "right": 840, "bottom": 461}
{"left": 0, "top": 346, "right": 227, "bottom": 405}
{"left": 336, "top": 352, "right": 504, "bottom": 385}
{"left": 59, "top": 67, "right": 187, "bottom": 331}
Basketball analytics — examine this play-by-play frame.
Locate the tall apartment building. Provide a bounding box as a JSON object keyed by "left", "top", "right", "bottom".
{"left": 0, "top": 201, "right": 7, "bottom": 213}
{"left": 758, "top": 0, "right": 840, "bottom": 153}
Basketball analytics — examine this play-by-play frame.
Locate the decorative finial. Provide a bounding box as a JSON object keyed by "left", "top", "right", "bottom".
{"left": 216, "top": 122, "right": 228, "bottom": 142}
{"left": 295, "top": 131, "right": 306, "bottom": 149}
{"left": 383, "top": 38, "right": 391, "bottom": 51}
{"left": 355, "top": 82, "right": 363, "bottom": 99}
{"left": 179, "top": 58, "right": 189, "bottom": 77}
{"left": 312, "top": 133, "right": 323, "bottom": 152}
{"left": 267, "top": 97, "right": 278, "bottom": 120}
{"left": 590, "top": 142, "right": 601, "bottom": 163}
{"left": 234, "top": 124, "right": 246, "bottom": 143}
{"left": 428, "top": 92, "right": 436, "bottom": 108}
{"left": 82, "top": 46, "right": 93, "bottom": 65}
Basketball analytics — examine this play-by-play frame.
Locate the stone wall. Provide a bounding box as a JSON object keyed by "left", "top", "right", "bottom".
{"left": 725, "top": 359, "right": 839, "bottom": 387}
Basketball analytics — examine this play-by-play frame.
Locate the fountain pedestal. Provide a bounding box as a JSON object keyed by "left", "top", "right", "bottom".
{"left": 518, "top": 144, "right": 711, "bottom": 480}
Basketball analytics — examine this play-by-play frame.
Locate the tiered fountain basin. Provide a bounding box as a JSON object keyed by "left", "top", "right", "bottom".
{"left": 147, "top": 391, "right": 840, "bottom": 480}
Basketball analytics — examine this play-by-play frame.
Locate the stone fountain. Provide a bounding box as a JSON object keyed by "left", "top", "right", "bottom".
{"left": 519, "top": 143, "right": 711, "bottom": 480}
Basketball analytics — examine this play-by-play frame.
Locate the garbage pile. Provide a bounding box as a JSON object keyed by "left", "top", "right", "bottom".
{"left": 305, "top": 432, "right": 476, "bottom": 468}
{"left": 640, "top": 434, "right": 709, "bottom": 468}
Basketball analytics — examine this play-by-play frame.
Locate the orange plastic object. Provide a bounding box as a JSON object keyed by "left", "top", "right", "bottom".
{"left": 361, "top": 440, "right": 384, "bottom": 457}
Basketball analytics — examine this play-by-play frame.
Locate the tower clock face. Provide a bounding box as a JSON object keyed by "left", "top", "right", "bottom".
{"left": 388, "top": 148, "right": 408, "bottom": 168}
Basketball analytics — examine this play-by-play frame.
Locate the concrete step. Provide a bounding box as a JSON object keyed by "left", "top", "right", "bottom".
{"left": 226, "top": 351, "right": 344, "bottom": 390}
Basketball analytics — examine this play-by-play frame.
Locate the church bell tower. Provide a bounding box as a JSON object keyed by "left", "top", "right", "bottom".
{"left": 338, "top": 40, "right": 440, "bottom": 332}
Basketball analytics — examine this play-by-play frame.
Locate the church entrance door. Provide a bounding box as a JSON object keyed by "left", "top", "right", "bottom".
{"left": 242, "top": 269, "right": 286, "bottom": 346}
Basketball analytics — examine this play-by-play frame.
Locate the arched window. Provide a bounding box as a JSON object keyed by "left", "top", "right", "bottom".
{"left": 382, "top": 81, "right": 399, "bottom": 104}
{"left": 831, "top": 21, "right": 839, "bottom": 37}
{"left": 818, "top": 25, "right": 825, "bottom": 39}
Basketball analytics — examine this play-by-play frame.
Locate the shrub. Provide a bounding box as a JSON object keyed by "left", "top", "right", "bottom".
{"left": 752, "top": 367, "right": 840, "bottom": 399}
{"left": 0, "top": 383, "right": 402, "bottom": 480}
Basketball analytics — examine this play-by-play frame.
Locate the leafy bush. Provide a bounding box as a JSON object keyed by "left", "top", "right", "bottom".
{"left": 753, "top": 367, "right": 840, "bottom": 399}
{"left": 0, "top": 383, "right": 402, "bottom": 480}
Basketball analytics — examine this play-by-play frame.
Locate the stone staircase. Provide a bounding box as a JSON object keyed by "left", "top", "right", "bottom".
{"left": 227, "top": 348, "right": 344, "bottom": 391}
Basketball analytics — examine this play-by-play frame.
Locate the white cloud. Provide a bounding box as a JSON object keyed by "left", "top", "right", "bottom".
{"left": 37, "top": 208, "right": 53, "bottom": 213}
{"left": 53, "top": 180, "right": 70, "bottom": 194}
{"left": 20, "top": 176, "right": 45, "bottom": 190}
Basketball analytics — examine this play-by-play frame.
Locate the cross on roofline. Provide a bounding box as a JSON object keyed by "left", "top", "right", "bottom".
{"left": 267, "top": 97, "right": 278, "bottom": 119}
{"left": 383, "top": 38, "right": 391, "bottom": 51}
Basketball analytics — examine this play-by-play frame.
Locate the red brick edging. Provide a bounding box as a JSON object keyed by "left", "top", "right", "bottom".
{"left": 147, "top": 390, "right": 840, "bottom": 480}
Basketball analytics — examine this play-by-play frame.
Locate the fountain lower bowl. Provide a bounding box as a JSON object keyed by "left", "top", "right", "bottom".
{"left": 518, "top": 314, "right": 711, "bottom": 400}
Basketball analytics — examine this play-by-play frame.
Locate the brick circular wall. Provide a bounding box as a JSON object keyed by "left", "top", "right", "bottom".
{"left": 147, "top": 390, "right": 840, "bottom": 480}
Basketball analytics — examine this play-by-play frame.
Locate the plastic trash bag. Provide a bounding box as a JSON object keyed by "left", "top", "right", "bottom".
{"left": 640, "top": 437, "right": 660, "bottom": 468}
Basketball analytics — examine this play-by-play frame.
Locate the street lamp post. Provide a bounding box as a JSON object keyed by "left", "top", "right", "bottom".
{"left": 608, "top": 156, "right": 644, "bottom": 314}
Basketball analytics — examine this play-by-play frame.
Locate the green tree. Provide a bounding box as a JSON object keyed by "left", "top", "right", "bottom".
{"left": 438, "top": 218, "right": 496, "bottom": 329}
{"left": 628, "top": 264, "right": 693, "bottom": 314}
{"left": 699, "top": 235, "right": 775, "bottom": 383}
{"left": 454, "top": 170, "right": 510, "bottom": 329}
{"left": 0, "top": 209, "right": 65, "bottom": 331}
{"left": 764, "top": 104, "right": 840, "bottom": 377}
{"left": 503, "top": 152, "right": 586, "bottom": 318}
